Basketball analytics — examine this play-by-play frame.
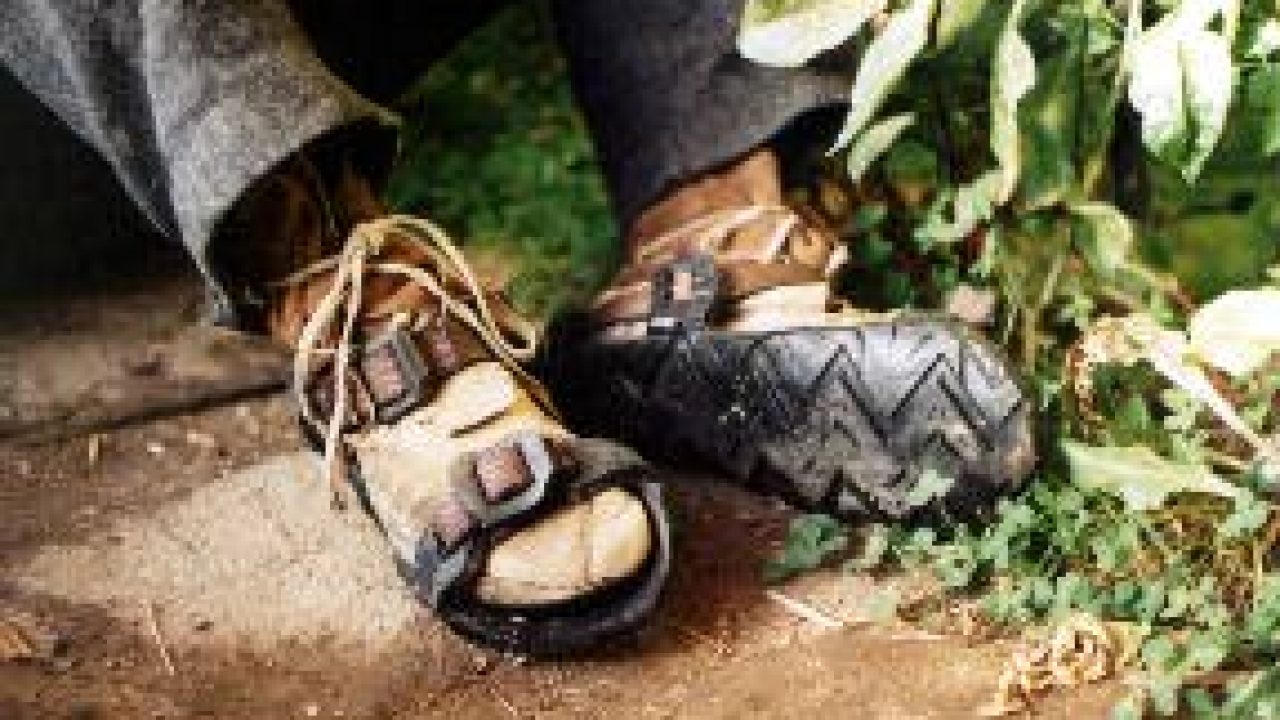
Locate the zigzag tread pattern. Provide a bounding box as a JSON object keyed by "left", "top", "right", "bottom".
{"left": 542, "top": 318, "right": 1036, "bottom": 521}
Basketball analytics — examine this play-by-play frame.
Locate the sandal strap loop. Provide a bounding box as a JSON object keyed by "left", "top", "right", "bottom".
{"left": 648, "top": 255, "right": 718, "bottom": 334}
{"left": 360, "top": 326, "right": 433, "bottom": 424}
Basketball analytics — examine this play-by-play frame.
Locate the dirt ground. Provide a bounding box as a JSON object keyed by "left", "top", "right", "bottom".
{"left": 0, "top": 256, "right": 1120, "bottom": 719}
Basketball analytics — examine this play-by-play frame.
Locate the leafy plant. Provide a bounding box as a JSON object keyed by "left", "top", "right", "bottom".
{"left": 744, "top": 0, "right": 1280, "bottom": 715}
{"left": 386, "top": 5, "right": 615, "bottom": 320}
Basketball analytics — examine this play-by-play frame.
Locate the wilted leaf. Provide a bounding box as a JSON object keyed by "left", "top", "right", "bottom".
{"left": 739, "top": 0, "right": 889, "bottom": 68}
{"left": 980, "top": 613, "right": 1138, "bottom": 717}
{"left": 832, "top": 0, "right": 936, "bottom": 151}
{"left": 1128, "top": 16, "right": 1235, "bottom": 182}
{"left": 1070, "top": 202, "right": 1134, "bottom": 277}
{"left": 1063, "top": 441, "right": 1243, "bottom": 511}
{"left": 1076, "top": 315, "right": 1268, "bottom": 453}
{"left": 846, "top": 112, "right": 915, "bottom": 181}
{"left": 990, "top": 0, "right": 1035, "bottom": 203}
{"left": 1188, "top": 289, "right": 1280, "bottom": 376}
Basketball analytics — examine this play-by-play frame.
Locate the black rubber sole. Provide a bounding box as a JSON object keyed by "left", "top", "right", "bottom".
{"left": 539, "top": 315, "right": 1036, "bottom": 521}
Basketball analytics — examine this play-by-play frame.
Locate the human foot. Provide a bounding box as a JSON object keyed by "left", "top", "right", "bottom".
{"left": 541, "top": 149, "right": 1035, "bottom": 521}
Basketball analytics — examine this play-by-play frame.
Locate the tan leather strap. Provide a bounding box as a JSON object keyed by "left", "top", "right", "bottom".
{"left": 594, "top": 205, "right": 840, "bottom": 328}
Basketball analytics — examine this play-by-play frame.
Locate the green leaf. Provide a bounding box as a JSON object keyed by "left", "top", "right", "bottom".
{"left": 915, "top": 170, "right": 1002, "bottom": 243}
{"left": 832, "top": 0, "right": 936, "bottom": 151}
{"left": 905, "top": 467, "right": 956, "bottom": 508}
{"left": 1242, "top": 64, "right": 1280, "bottom": 156}
{"left": 1063, "top": 441, "right": 1244, "bottom": 511}
{"left": 990, "top": 0, "right": 1035, "bottom": 203}
{"left": 1071, "top": 202, "right": 1136, "bottom": 277}
{"left": 1019, "top": 60, "right": 1079, "bottom": 209}
{"left": 846, "top": 113, "right": 915, "bottom": 182}
{"left": 739, "top": 0, "right": 889, "bottom": 68}
{"left": 847, "top": 523, "right": 891, "bottom": 572}
{"left": 1128, "top": 16, "right": 1236, "bottom": 182}
{"left": 934, "top": 0, "right": 985, "bottom": 50}
{"left": 763, "top": 514, "right": 848, "bottom": 583}
{"left": 1111, "top": 693, "right": 1144, "bottom": 720}
{"left": 1219, "top": 493, "right": 1272, "bottom": 540}
{"left": 1220, "top": 667, "right": 1280, "bottom": 717}
{"left": 1246, "top": 18, "right": 1280, "bottom": 58}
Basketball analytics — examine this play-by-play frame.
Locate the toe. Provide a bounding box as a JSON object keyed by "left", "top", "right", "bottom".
{"left": 475, "top": 489, "right": 652, "bottom": 607}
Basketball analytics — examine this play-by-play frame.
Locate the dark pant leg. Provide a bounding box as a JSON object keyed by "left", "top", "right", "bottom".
{"left": 0, "top": 0, "right": 502, "bottom": 317}
{"left": 0, "top": 0, "right": 393, "bottom": 317}
{"left": 552, "top": 0, "right": 850, "bottom": 228}
{"left": 288, "top": 1, "right": 507, "bottom": 105}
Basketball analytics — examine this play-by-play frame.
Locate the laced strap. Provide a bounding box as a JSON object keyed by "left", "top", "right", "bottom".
{"left": 634, "top": 204, "right": 815, "bottom": 268}
{"left": 276, "top": 215, "right": 548, "bottom": 505}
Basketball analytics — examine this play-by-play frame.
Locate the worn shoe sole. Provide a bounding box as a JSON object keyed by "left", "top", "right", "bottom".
{"left": 540, "top": 316, "right": 1036, "bottom": 521}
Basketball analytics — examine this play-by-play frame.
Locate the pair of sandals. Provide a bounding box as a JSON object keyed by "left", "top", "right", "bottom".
{"left": 281, "top": 208, "right": 1034, "bottom": 657}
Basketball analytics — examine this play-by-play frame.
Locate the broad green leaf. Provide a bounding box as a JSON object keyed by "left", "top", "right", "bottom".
{"left": 1063, "top": 441, "right": 1243, "bottom": 511}
{"left": 832, "top": 0, "right": 935, "bottom": 151}
{"left": 739, "top": 0, "right": 889, "bottom": 68}
{"left": 845, "top": 112, "right": 915, "bottom": 182}
{"left": 1242, "top": 64, "right": 1280, "bottom": 155}
{"left": 1019, "top": 54, "right": 1080, "bottom": 209}
{"left": 1070, "top": 202, "right": 1135, "bottom": 277}
{"left": 1128, "top": 18, "right": 1235, "bottom": 181}
{"left": 990, "top": 0, "right": 1035, "bottom": 203}
{"left": 1188, "top": 289, "right": 1280, "bottom": 376}
{"left": 915, "top": 170, "right": 1002, "bottom": 243}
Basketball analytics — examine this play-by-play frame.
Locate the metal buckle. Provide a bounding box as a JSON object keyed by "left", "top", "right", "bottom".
{"left": 359, "top": 327, "right": 431, "bottom": 424}
{"left": 648, "top": 255, "right": 718, "bottom": 335}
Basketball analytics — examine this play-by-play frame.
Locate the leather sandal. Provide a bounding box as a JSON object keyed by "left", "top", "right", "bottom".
{"left": 272, "top": 216, "right": 671, "bottom": 656}
{"left": 539, "top": 205, "right": 1036, "bottom": 521}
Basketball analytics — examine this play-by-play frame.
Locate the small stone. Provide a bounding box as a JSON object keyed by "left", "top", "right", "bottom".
{"left": 471, "top": 654, "right": 493, "bottom": 674}
{"left": 184, "top": 431, "right": 217, "bottom": 450}
{"left": 146, "top": 442, "right": 165, "bottom": 456}
{"left": 303, "top": 703, "right": 320, "bottom": 717}
{"left": 236, "top": 405, "right": 261, "bottom": 437}
{"left": 87, "top": 434, "right": 104, "bottom": 466}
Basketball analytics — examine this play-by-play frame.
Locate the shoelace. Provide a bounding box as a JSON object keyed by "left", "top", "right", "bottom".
{"left": 275, "top": 215, "right": 547, "bottom": 505}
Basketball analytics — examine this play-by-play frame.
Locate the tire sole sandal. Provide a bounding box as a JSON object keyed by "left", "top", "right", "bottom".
{"left": 299, "top": 356, "right": 674, "bottom": 657}
{"left": 411, "top": 438, "right": 672, "bottom": 656}
{"left": 540, "top": 315, "right": 1036, "bottom": 522}
{"left": 280, "top": 217, "right": 674, "bottom": 657}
